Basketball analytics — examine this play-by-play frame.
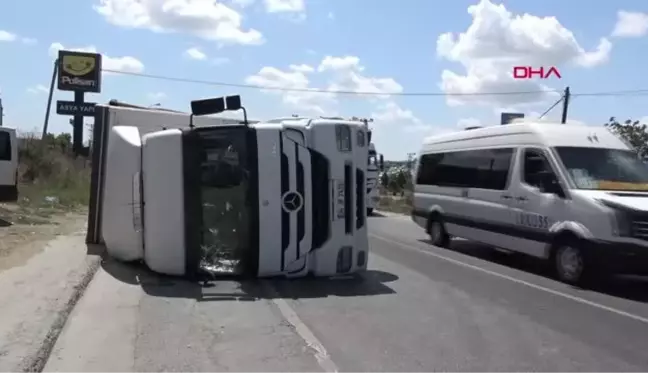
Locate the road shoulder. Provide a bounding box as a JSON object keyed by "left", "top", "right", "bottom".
{"left": 0, "top": 226, "right": 101, "bottom": 372}
{"left": 45, "top": 259, "right": 323, "bottom": 372}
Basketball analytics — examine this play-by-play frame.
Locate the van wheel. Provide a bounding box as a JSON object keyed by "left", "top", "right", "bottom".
{"left": 552, "top": 238, "right": 590, "bottom": 285}
{"left": 367, "top": 208, "right": 374, "bottom": 216}
{"left": 427, "top": 216, "right": 450, "bottom": 248}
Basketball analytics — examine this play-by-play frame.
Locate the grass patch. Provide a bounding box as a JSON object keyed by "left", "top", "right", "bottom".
{"left": 377, "top": 191, "right": 413, "bottom": 215}
{"left": 3, "top": 134, "right": 92, "bottom": 224}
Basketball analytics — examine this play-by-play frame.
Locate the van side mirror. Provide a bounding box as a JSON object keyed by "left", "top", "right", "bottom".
{"left": 537, "top": 170, "right": 564, "bottom": 197}
{"left": 379, "top": 154, "right": 384, "bottom": 171}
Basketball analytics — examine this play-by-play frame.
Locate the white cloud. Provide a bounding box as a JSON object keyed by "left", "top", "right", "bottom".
{"left": 246, "top": 56, "right": 404, "bottom": 115}
{"left": 147, "top": 92, "right": 167, "bottom": 101}
{"left": 27, "top": 85, "right": 49, "bottom": 94}
{"left": 612, "top": 11, "right": 648, "bottom": 38}
{"left": 94, "top": 0, "right": 264, "bottom": 46}
{"left": 184, "top": 47, "right": 207, "bottom": 60}
{"left": 457, "top": 117, "right": 482, "bottom": 129}
{"left": 245, "top": 65, "right": 334, "bottom": 114}
{"left": 49, "top": 42, "right": 145, "bottom": 74}
{"left": 263, "top": 0, "right": 305, "bottom": 13}
{"left": 318, "top": 56, "right": 402, "bottom": 98}
{"left": 370, "top": 101, "right": 457, "bottom": 138}
{"left": 318, "top": 56, "right": 363, "bottom": 72}
{"left": 230, "top": 0, "right": 255, "bottom": 8}
{"left": 437, "top": 0, "right": 611, "bottom": 108}
{"left": 0, "top": 30, "right": 16, "bottom": 42}
{"left": 289, "top": 63, "right": 314, "bottom": 73}
{"left": 0, "top": 30, "right": 37, "bottom": 44}
{"left": 372, "top": 101, "right": 426, "bottom": 131}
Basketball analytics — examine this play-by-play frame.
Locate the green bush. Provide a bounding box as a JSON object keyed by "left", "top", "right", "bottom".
{"left": 16, "top": 133, "right": 90, "bottom": 209}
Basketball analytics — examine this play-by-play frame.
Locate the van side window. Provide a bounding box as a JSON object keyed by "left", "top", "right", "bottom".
{"left": 522, "top": 149, "right": 555, "bottom": 190}
{"left": 481, "top": 148, "right": 513, "bottom": 190}
{"left": 416, "top": 153, "right": 442, "bottom": 185}
{"left": 416, "top": 148, "right": 513, "bottom": 190}
{"left": 0, "top": 132, "right": 11, "bottom": 161}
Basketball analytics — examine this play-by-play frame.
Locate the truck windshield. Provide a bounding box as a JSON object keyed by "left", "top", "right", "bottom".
{"left": 197, "top": 127, "right": 253, "bottom": 274}
{"left": 368, "top": 151, "right": 377, "bottom": 167}
{"left": 555, "top": 146, "right": 648, "bottom": 191}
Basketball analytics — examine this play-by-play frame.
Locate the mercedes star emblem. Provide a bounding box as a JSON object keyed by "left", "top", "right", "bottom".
{"left": 282, "top": 191, "right": 304, "bottom": 213}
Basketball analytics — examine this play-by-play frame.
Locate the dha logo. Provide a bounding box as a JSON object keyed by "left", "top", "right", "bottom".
{"left": 512, "top": 66, "right": 561, "bottom": 80}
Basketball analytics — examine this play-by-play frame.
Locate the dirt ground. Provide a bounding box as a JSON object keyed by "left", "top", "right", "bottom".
{"left": 0, "top": 203, "right": 88, "bottom": 272}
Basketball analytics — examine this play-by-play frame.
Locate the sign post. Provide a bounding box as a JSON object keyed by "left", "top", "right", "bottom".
{"left": 56, "top": 100, "right": 96, "bottom": 116}
{"left": 55, "top": 50, "right": 102, "bottom": 156}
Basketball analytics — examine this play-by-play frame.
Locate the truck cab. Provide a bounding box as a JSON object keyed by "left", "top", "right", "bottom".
{"left": 89, "top": 96, "right": 370, "bottom": 279}
{"left": 366, "top": 142, "right": 384, "bottom": 215}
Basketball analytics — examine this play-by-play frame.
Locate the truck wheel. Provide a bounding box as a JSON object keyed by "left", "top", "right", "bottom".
{"left": 367, "top": 208, "right": 374, "bottom": 216}
{"left": 427, "top": 216, "right": 450, "bottom": 248}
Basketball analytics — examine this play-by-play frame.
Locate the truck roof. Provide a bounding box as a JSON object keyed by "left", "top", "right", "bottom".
{"left": 104, "top": 100, "right": 260, "bottom": 124}
{"left": 259, "top": 117, "right": 368, "bottom": 128}
{"left": 421, "top": 122, "right": 629, "bottom": 152}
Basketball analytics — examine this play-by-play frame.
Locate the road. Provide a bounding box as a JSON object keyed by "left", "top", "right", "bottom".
{"left": 45, "top": 212, "right": 648, "bottom": 372}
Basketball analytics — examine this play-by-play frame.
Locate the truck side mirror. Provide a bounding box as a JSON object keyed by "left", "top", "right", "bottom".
{"left": 191, "top": 97, "right": 225, "bottom": 116}
{"left": 379, "top": 154, "right": 384, "bottom": 171}
{"left": 225, "top": 95, "right": 242, "bottom": 110}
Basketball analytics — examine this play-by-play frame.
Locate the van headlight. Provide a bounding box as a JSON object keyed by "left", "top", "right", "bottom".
{"left": 596, "top": 199, "right": 632, "bottom": 236}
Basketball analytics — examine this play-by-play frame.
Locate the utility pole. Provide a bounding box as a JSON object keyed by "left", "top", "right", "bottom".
{"left": 42, "top": 59, "right": 59, "bottom": 139}
{"left": 561, "top": 86, "right": 570, "bottom": 124}
{"left": 406, "top": 152, "right": 416, "bottom": 172}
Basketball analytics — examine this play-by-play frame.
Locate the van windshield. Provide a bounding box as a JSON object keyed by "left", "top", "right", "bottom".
{"left": 555, "top": 146, "right": 648, "bottom": 191}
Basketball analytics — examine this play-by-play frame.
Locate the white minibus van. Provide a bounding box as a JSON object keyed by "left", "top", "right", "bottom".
{"left": 0, "top": 127, "right": 18, "bottom": 202}
{"left": 412, "top": 122, "right": 648, "bottom": 284}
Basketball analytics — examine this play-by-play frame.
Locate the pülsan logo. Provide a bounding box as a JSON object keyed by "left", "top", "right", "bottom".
{"left": 62, "top": 55, "right": 96, "bottom": 76}
{"left": 57, "top": 50, "right": 102, "bottom": 93}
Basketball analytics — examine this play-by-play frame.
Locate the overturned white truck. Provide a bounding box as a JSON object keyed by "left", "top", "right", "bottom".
{"left": 86, "top": 96, "right": 370, "bottom": 278}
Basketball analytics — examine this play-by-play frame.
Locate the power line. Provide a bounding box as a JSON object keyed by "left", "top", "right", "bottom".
{"left": 102, "top": 68, "right": 648, "bottom": 98}
{"left": 572, "top": 89, "right": 648, "bottom": 97}
{"left": 102, "top": 69, "right": 561, "bottom": 97}
{"left": 538, "top": 96, "right": 564, "bottom": 119}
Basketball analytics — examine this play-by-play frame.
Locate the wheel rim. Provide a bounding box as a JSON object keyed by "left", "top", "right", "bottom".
{"left": 557, "top": 246, "right": 583, "bottom": 281}
{"left": 430, "top": 222, "right": 442, "bottom": 243}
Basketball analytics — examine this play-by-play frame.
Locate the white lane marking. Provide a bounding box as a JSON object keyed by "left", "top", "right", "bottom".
{"left": 370, "top": 233, "right": 648, "bottom": 325}
{"left": 261, "top": 281, "right": 339, "bottom": 373}
{"left": 373, "top": 210, "right": 410, "bottom": 220}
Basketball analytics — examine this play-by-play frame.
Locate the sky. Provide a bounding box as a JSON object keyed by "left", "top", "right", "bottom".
{"left": 2, "top": 0, "right": 648, "bottom": 160}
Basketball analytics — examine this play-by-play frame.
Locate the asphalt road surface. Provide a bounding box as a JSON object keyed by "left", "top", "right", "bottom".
{"left": 45, "top": 212, "right": 648, "bottom": 372}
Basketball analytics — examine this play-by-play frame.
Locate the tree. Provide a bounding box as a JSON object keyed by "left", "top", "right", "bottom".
{"left": 380, "top": 171, "right": 389, "bottom": 187}
{"left": 605, "top": 117, "right": 648, "bottom": 157}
